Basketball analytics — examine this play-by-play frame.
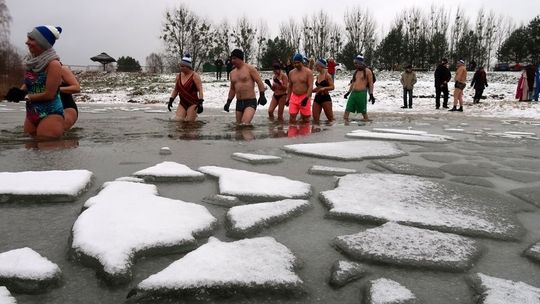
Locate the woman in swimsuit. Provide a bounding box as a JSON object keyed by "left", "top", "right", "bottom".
{"left": 18, "top": 25, "right": 65, "bottom": 139}
{"left": 167, "top": 56, "right": 204, "bottom": 122}
{"left": 312, "top": 58, "right": 334, "bottom": 124}
{"left": 266, "top": 63, "right": 289, "bottom": 121}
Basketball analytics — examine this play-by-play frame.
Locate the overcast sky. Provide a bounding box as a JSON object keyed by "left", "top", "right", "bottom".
{"left": 5, "top": 0, "right": 539, "bottom": 66}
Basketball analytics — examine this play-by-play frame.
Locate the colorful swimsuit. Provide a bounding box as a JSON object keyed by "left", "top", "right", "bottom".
{"left": 24, "top": 70, "right": 64, "bottom": 126}
{"left": 175, "top": 73, "right": 199, "bottom": 110}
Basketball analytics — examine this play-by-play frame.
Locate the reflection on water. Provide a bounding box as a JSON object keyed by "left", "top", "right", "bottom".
{"left": 25, "top": 137, "right": 80, "bottom": 151}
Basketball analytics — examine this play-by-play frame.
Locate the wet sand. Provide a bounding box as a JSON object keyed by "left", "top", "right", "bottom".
{"left": 1, "top": 102, "right": 540, "bottom": 303}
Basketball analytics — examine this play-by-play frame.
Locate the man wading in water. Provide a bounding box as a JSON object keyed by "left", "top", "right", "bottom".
{"left": 223, "top": 49, "right": 267, "bottom": 125}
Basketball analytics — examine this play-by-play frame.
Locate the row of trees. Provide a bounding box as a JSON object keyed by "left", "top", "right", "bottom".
{"left": 150, "top": 4, "right": 538, "bottom": 73}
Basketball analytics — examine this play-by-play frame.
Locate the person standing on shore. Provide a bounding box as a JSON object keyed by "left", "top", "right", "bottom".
{"left": 327, "top": 57, "right": 337, "bottom": 80}
{"left": 225, "top": 58, "right": 233, "bottom": 80}
{"left": 286, "top": 53, "right": 313, "bottom": 124}
{"left": 265, "top": 63, "right": 289, "bottom": 121}
{"left": 312, "top": 58, "right": 334, "bottom": 123}
{"left": 434, "top": 58, "right": 451, "bottom": 109}
{"left": 223, "top": 49, "right": 267, "bottom": 125}
{"left": 450, "top": 59, "right": 467, "bottom": 112}
{"left": 470, "top": 66, "right": 488, "bottom": 104}
{"left": 167, "top": 55, "right": 204, "bottom": 122}
{"left": 214, "top": 58, "right": 224, "bottom": 80}
{"left": 343, "top": 54, "right": 375, "bottom": 122}
{"left": 400, "top": 64, "right": 417, "bottom": 109}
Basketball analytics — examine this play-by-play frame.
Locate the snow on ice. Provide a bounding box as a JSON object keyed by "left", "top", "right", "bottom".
{"left": 0, "top": 248, "right": 61, "bottom": 293}
{"left": 198, "top": 166, "right": 311, "bottom": 201}
{"left": 321, "top": 174, "right": 523, "bottom": 240}
{"left": 0, "top": 286, "right": 16, "bottom": 304}
{"left": 0, "top": 170, "right": 93, "bottom": 203}
{"left": 469, "top": 273, "right": 540, "bottom": 304}
{"left": 346, "top": 130, "right": 450, "bottom": 143}
{"left": 282, "top": 140, "right": 406, "bottom": 161}
{"left": 132, "top": 237, "right": 303, "bottom": 298}
{"left": 308, "top": 165, "right": 357, "bottom": 176}
{"left": 71, "top": 181, "right": 217, "bottom": 282}
{"left": 226, "top": 199, "right": 310, "bottom": 237}
{"left": 334, "top": 222, "right": 481, "bottom": 271}
{"left": 365, "top": 278, "right": 416, "bottom": 304}
{"left": 524, "top": 242, "right": 540, "bottom": 263}
{"left": 231, "top": 152, "right": 282, "bottom": 164}
{"left": 132, "top": 161, "right": 204, "bottom": 182}
{"left": 329, "top": 260, "right": 370, "bottom": 288}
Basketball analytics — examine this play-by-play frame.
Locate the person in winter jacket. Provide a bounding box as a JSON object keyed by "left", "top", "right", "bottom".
{"left": 400, "top": 65, "right": 417, "bottom": 108}
{"left": 434, "top": 58, "right": 451, "bottom": 109}
{"left": 470, "top": 66, "right": 488, "bottom": 104}
{"left": 534, "top": 64, "right": 540, "bottom": 101}
{"left": 516, "top": 67, "right": 529, "bottom": 101}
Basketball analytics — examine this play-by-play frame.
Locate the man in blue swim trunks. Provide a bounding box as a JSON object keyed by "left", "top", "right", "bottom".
{"left": 223, "top": 49, "right": 267, "bottom": 125}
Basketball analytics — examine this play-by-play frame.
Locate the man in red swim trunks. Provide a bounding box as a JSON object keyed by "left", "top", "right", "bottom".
{"left": 286, "top": 53, "right": 313, "bottom": 124}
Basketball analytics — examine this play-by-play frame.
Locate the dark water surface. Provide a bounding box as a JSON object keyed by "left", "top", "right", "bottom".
{"left": 1, "top": 103, "right": 539, "bottom": 303}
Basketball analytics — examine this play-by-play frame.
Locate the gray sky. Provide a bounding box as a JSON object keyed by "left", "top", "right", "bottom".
{"left": 5, "top": 0, "right": 539, "bottom": 66}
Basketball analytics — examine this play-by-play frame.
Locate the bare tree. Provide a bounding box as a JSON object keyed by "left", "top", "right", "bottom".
{"left": 0, "top": 0, "right": 10, "bottom": 45}
{"left": 279, "top": 19, "right": 301, "bottom": 53}
{"left": 145, "top": 53, "right": 164, "bottom": 73}
{"left": 344, "top": 7, "right": 376, "bottom": 56}
{"left": 493, "top": 15, "right": 515, "bottom": 63}
{"left": 301, "top": 16, "right": 315, "bottom": 57}
{"left": 449, "top": 6, "right": 470, "bottom": 61}
{"left": 0, "top": 0, "right": 23, "bottom": 96}
{"left": 427, "top": 5, "right": 450, "bottom": 65}
{"left": 231, "top": 16, "right": 256, "bottom": 62}
{"left": 161, "top": 4, "right": 213, "bottom": 70}
{"left": 255, "top": 21, "right": 268, "bottom": 68}
{"left": 311, "top": 10, "right": 331, "bottom": 58}
{"left": 329, "top": 24, "right": 344, "bottom": 59}
{"left": 211, "top": 20, "right": 231, "bottom": 60}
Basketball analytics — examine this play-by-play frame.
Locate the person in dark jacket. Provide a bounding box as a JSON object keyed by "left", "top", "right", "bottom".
{"left": 225, "top": 58, "right": 233, "bottom": 80}
{"left": 434, "top": 58, "right": 451, "bottom": 109}
{"left": 214, "top": 58, "right": 224, "bottom": 80}
{"left": 470, "top": 66, "right": 488, "bottom": 103}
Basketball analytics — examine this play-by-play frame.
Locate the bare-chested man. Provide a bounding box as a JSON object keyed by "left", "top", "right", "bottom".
{"left": 343, "top": 54, "right": 375, "bottom": 122}
{"left": 450, "top": 59, "right": 467, "bottom": 112}
{"left": 286, "top": 53, "right": 313, "bottom": 124}
{"left": 223, "top": 49, "right": 267, "bottom": 125}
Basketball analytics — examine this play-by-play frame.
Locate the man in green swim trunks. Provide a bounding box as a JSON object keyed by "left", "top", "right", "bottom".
{"left": 343, "top": 54, "right": 375, "bottom": 122}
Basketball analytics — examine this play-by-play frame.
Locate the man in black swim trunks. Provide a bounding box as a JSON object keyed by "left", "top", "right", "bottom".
{"left": 223, "top": 49, "right": 267, "bottom": 125}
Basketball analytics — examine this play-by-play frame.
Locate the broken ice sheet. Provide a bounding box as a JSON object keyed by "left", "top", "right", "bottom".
{"left": 308, "top": 165, "right": 357, "bottom": 176}
{"left": 365, "top": 278, "right": 416, "bottom": 304}
{"left": 198, "top": 166, "right": 311, "bottom": 201}
{"left": 231, "top": 152, "right": 282, "bottom": 164}
{"left": 346, "top": 130, "right": 450, "bottom": 143}
{"left": 71, "top": 181, "right": 217, "bottom": 283}
{"left": 131, "top": 237, "right": 303, "bottom": 300}
{"left": 226, "top": 199, "right": 310, "bottom": 237}
{"left": 329, "top": 260, "right": 369, "bottom": 288}
{"left": 132, "top": 161, "right": 204, "bottom": 182}
{"left": 0, "top": 170, "right": 93, "bottom": 203}
{"left": 320, "top": 173, "right": 523, "bottom": 240}
{"left": 469, "top": 273, "right": 540, "bottom": 304}
{"left": 334, "top": 222, "right": 481, "bottom": 271}
{"left": 0, "top": 286, "right": 16, "bottom": 304}
{"left": 524, "top": 242, "right": 540, "bottom": 263}
{"left": 282, "top": 140, "right": 406, "bottom": 161}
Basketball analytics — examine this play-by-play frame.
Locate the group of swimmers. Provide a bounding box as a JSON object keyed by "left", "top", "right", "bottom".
{"left": 169, "top": 49, "right": 376, "bottom": 125}
{"left": 4, "top": 24, "right": 376, "bottom": 140}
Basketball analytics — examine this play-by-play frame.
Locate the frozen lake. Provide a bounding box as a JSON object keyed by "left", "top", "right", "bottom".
{"left": 1, "top": 103, "right": 539, "bottom": 303}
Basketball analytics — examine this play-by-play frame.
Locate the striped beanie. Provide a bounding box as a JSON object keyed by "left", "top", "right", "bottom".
{"left": 28, "top": 25, "right": 62, "bottom": 50}
{"left": 181, "top": 55, "right": 192, "bottom": 68}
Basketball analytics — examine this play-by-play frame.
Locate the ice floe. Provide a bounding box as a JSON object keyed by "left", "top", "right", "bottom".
{"left": 469, "top": 273, "right": 540, "bottom": 304}
{"left": 231, "top": 152, "right": 282, "bottom": 164}
{"left": 198, "top": 166, "right": 311, "bottom": 201}
{"left": 0, "top": 248, "right": 61, "bottom": 293}
{"left": 346, "top": 130, "right": 450, "bottom": 143}
{"left": 371, "top": 128, "right": 428, "bottom": 135}
{"left": 329, "top": 260, "right": 369, "bottom": 288}
{"left": 524, "top": 242, "right": 540, "bottom": 263}
{"left": 490, "top": 169, "right": 540, "bottom": 183}
{"left": 371, "top": 159, "right": 445, "bottom": 178}
{"left": 508, "top": 186, "right": 540, "bottom": 208}
{"left": 201, "top": 194, "right": 243, "bottom": 207}
{"left": 282, "top": 141, "right": 406, "bottom": 161}
{"left": 226, "top": 199, "right": 310, "bottom": 237}
{"left": 334, "top": 222, "right": 481, "bottom": 271}
{"left": 132, "top": 161, "right": 204, "bottom": 182}
{"left": 0, "top": 170, "right": 93, "bottom": 203}
{"left": 131, "top": 237, "right": 303, "bottom": 299}
{"left": 419, "top": 153, "right": 461, "bottom": 163}
{"left": 0, "top": 287, "right": 16, "bottom": 304}
{"left": 365, "top": 278, "right": 416, "bottom": 304}
{"left": 71, "top": 181, "right": 217, "bottom": 282}
{"left": 450, "top": 177, "right": 495, "bottom": 188}
{"left": 308, "top": 165, "right": 357, "bottom": 176}
{"left": 320, "top": 174, "right": 522, "bottom": 240}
